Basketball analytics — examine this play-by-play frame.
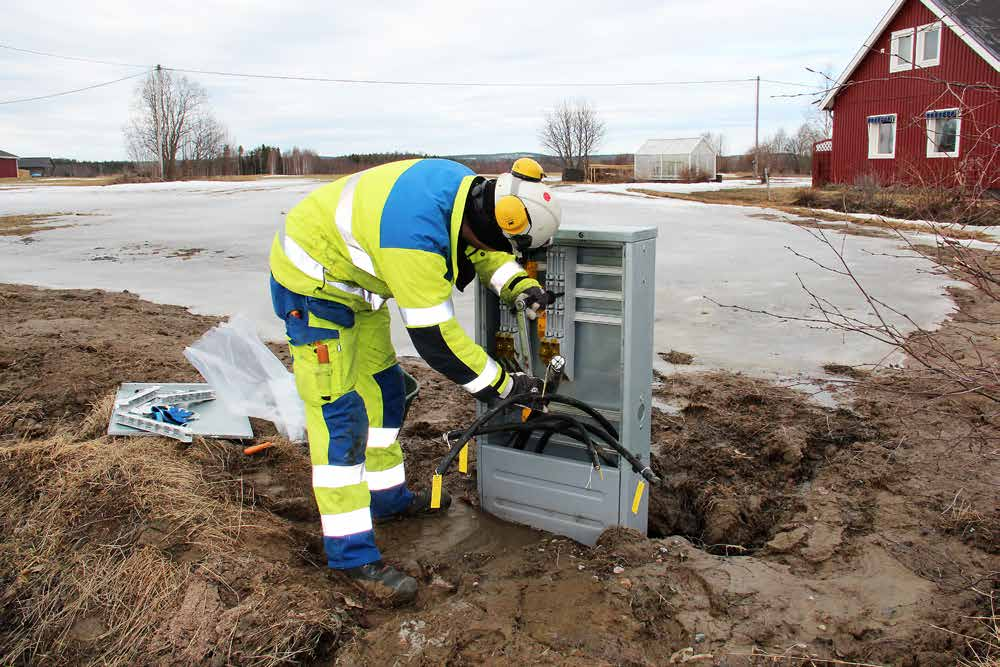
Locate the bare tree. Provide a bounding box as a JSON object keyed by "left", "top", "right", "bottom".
{"left": 180, "top": 114, "right": 228, "bottom": 176}
{"left": 124, "top": 69, "right": 228, "bottom": 180}
{"left": 700, "top": 131, "right": 728, "bottom": 156}
{"left": 539, "top": 100, "right": 606, "bottom": 174}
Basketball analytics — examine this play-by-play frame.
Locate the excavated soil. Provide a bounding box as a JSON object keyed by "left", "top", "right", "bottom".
{"left": 0, "top": 280, "right": 997, "bottom": 665}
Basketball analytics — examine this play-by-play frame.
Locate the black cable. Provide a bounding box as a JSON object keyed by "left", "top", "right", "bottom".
{"left": 451, "top": 414, "right": 624, "bottom": 474}
{"left": 0, "top": 43, "right": 147, "bottom": 68}
{"left": 0, "top": 70, "right": 151, "bottom": 105}
{"left": 0, "top": 43, "right": 817, "bottom": 90}
{"left": 161, "top": 67, "right": 762, "bottom": 88}
{"left": 437, "top": 392, "right": 658, "bottom": 484}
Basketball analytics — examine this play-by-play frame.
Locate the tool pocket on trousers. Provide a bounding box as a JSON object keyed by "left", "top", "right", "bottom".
{"left": 290, "top": 327, "right": 356, "bottom": 404}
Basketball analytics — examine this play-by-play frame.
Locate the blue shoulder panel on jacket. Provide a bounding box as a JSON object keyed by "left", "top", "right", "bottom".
{"left": 380, "top": 159, "right": 473, "bottom": 261}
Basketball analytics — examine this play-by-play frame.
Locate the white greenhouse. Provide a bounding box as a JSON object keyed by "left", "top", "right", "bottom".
{"left": 634, "top": 137, "right": 717, "bottom": 181}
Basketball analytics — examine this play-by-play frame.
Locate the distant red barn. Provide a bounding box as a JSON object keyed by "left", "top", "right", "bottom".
{"left": 821, "top": 0, "right": 1000, "bottom": 189}
{"left": 0, "top": 149, "right": 17, "bottom": 178}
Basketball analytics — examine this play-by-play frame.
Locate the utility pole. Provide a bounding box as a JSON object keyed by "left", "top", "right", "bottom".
{"left": 754, "top": 75, "right": 760, "bottom": 179}
{"left": 155, "top": 64, "right": 165, "bottom": 181}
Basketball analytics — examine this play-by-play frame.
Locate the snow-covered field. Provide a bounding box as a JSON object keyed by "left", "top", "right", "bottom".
{"left": 1, "top": 177, "right": 956, "bottom": 380}
{"left": 561, "top": 176, "right": 813, "bottom": 196}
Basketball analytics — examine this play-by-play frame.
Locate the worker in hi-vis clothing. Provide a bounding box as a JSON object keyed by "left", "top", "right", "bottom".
{"left": 269, "top": 157, "right": 561, "bottom": 603}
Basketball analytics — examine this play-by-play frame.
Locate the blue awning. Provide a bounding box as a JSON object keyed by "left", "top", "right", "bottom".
{"left": 925, "top": 109, "right": 958, "bottom": 119}
{"left": 867, "top": 115, "right": 896, "bottom": 124}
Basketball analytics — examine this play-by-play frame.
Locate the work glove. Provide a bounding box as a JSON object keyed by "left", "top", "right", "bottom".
{"left": 516, "top": 286, "right": 559, "bottom": 321}
{"left": 150, "top": 405, "right": 195, "bottom": 425}
{"left": 507, "top": 372, "right": 544, "bottom": 398}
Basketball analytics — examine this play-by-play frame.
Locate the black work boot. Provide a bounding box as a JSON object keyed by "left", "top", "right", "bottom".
{"left": 373, "top": 488, "right": 452, "bottom": 524}
{"left": 345, "top": 561, "right": 418, "bottom": 605}
{"left": 402, "top": 487, "right": 452, "bottom": 517}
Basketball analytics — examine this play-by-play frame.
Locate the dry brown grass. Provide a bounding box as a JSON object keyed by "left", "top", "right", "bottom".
{"left": 932, "top": 591, "right": 1000, "bottom": 667}
{"left": 0, "top": 213, "right": 78, "bottom": 237}
{"left": 0, "top": 394, "right": 349, "bottom": 666}
{"left": 659, "top": 350, "right": 694, "bottom": 365}
{"left": 0, "top": 174, "right": 345, "bottom": 187}
{"left": 0, "top": 177, "right": 119, "bottom": 187}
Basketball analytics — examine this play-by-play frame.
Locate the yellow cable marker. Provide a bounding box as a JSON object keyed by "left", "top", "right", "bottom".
{"left": 458, "top": 443, "right": 469, "bottom": 474}
{"left": 631, "top": 480, "right": 646, "bottom": 515}
{"left": 431, "top": 474, "right": 443, "bottom": 509}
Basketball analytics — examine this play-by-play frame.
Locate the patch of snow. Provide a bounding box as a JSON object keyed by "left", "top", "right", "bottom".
{"left": 562, "top": 177, "right": 812, "bottom": 196}
{"left": 0, "top": 178, "right": 956, "bottom": 380}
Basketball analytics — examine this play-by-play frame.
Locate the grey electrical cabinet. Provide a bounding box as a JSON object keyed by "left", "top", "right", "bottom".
{"left": 474, "top": 223, "right": 657, "bottom": 545}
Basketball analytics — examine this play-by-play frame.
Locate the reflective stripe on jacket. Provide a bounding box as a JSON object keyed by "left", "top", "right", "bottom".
{"left": 269, "top": 158, "right": 539, "bottom": 400}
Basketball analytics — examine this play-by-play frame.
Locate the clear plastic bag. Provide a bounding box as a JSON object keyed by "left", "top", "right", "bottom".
{"left": 184, "top": 315, "right": 306, "bottom": 442}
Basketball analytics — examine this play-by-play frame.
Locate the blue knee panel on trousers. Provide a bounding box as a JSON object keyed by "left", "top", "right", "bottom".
{"left": 370, "top": 363, "right": 413, "bottom": 518}
{"left": 321, "top": 392, "right": 368, "bottom": 466}
{"left": 372, "top": 364, "right": 406, "bottom": 428}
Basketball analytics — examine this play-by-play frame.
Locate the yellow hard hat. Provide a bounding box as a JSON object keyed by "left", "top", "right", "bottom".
{"left": 494, "top": 158, "right": 561, "bottom": 252}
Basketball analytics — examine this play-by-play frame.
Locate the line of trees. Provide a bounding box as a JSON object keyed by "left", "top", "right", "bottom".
{"left": 121, "top": 71, "right": 608, "bottom": 181}
{"left": 749, "top": 112, "right": 832, "bottom": 175}
{"left": 50, "top": 159, "right": 132, "bottom": 178}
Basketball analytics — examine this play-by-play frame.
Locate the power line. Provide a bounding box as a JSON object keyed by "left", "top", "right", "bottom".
{"left": 160, "top": 66, "right": 763, "bottom": 88}
{"left": 0, "top": 70, "right": 151, "bottom": 105}
{"left": 760, "top": 79, "right": 821, "bottom": 89}
{"left": 0, "top": 43, "right": 146, "bottom": 69}
{"left": 1, "top": 41, "right": 819, "bottom": 89}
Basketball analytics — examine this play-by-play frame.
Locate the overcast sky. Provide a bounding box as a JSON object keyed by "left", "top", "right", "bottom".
{"left": 1, "top": 1, "right": 887, "bottom": 160}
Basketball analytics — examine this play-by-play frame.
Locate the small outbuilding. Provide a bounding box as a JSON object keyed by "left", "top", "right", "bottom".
{"left": 634, "top": 137, "right": 717, "bottom": 181}
{"left": 0, "top": 149, "right": 18, "bottom": 178}
{"left": 19, "top": 157, "right": 54, "bottom": 177}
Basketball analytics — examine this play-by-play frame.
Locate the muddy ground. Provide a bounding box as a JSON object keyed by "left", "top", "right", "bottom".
{"left": 0, "top": 276, "right": 996, "bottom": 666}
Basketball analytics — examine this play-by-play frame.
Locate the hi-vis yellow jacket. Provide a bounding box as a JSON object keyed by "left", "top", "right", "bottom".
{"left": 269, "top": 158, "right": 539, "bottom": 401}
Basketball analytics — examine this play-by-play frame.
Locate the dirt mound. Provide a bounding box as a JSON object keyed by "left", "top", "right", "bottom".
{"left": 0, "top": 284, "right": 219, "bottom": 439}
{"left": 2, "top": 282, "right": 997, "bottom": 665}
{"left": 647, "top": 372, "right": 877, "bottom": 553}
{"left": 0, "top": 409, "right": 352, "bottom": 665}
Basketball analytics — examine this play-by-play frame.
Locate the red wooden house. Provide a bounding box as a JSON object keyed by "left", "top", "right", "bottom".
{"left": 0, "top": 150, "right": 18, "bottom": 179}
{"left": 820, "top": 0, "right": 999, "bottom": 190}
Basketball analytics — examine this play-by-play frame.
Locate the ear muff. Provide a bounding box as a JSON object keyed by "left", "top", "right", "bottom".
{"left": 495, "top": 195, "right": 530, "bottom": 235}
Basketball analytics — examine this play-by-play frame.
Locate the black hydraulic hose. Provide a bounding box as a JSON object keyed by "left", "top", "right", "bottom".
{"left": 455, "top": 415, "right": 639, "bottom": 478}
{"left": 446, "top": 411, "right": 623, "bottom": 470}
{"left": 506, "top": 414, "right": 618, "bottom": 467}
{"left": 445, "top": 413, "right": 617, "bottom": 459}
{"left": 533, "top": 429, "right": 555, "bottom": 454}
{"left": 436, "top": 391, "right": 537, "bottom": 475}
{"left": 466, "top": 416, "right": 610, "bottom": 464}
{"left": 437, "top": 392, "right": 659, "bottom": 484}
{"left": 545, "top": 393, "right": 620, "bottom": 441}
{"left": 472, "top": 417, "right": 610, "bottom": 473}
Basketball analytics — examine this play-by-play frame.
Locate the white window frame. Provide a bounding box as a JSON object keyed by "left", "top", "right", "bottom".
{"left": 926, "top": 109, "right": 961, "bottom": 158}
{"left": 890, "top": 28, "right": 915, "bottom": 73}
{"left": 868, "top": 114, "right": 897, "bottom": 159}
{"left": 915, "top": 22, "right": 942, "bottom": 68}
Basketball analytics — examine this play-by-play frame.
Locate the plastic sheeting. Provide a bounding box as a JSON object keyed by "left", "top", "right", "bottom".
{"left": 184, "top": 315, "right": 306, "bottom": 442}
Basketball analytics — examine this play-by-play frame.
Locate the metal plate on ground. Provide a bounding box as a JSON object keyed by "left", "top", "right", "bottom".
{"left": 108, "top": 383, "right": 253, "bottom": 439}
